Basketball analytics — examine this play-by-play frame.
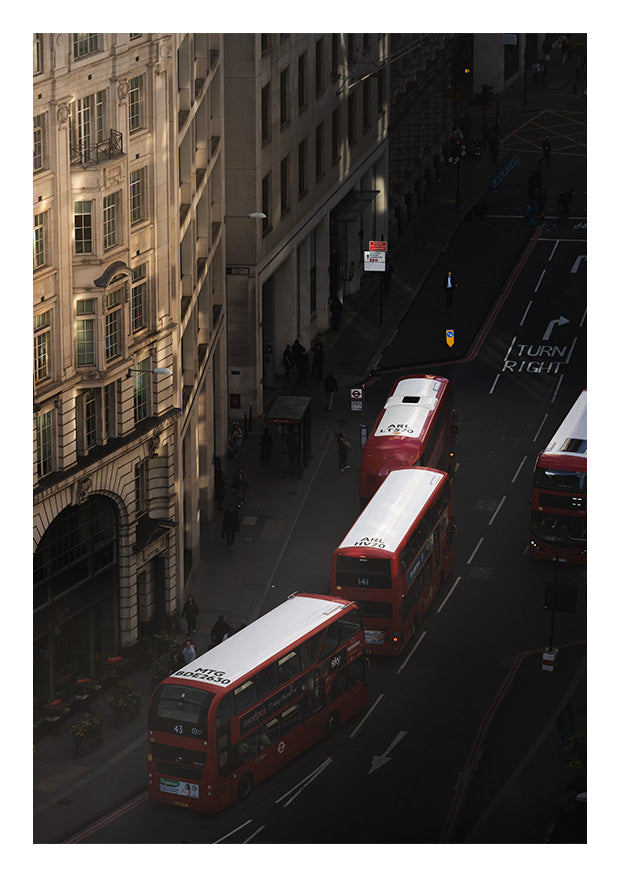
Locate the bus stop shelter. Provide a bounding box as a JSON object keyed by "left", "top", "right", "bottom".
{"left": 264, "top": 395, "right": 312, "bottom": 476}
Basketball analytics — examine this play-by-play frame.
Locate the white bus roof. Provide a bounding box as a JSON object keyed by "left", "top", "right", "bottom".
{"left": 543, "top": 390, "right": 587, "bottom": 457}
{"left": 170, "top": 594, "right": 350, "bottom": 688}
{"left": 374, "top": 377, "right": 445, "bottom": 438}
{"left": 337, "top": 468, "right": 446, "bottom": 554}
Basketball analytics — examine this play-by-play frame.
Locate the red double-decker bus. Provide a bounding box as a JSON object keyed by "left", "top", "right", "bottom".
{"left": 330, "top": 468, "right": 454, "bottom": 655}
{"left": 147, "top": 593, "right": 367, "bottom": 812}
{"left": 359, "top": 374, "right": 456, "bottom": 506}
{"left": 529, "top": 390, "right": 587, "bottom": 563}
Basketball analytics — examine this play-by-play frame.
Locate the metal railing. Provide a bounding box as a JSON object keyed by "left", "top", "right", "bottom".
{"left": 70, "top": 130, "right": 123, "bottom": 166}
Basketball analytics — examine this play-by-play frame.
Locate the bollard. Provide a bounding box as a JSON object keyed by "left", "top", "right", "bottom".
{"left": 542, "top": 647, "right": 559, "bottom": 672}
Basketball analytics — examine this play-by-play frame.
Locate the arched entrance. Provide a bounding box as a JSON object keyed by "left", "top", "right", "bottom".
{"left": 33, "top": 495, "right": 119, "bottom": 703}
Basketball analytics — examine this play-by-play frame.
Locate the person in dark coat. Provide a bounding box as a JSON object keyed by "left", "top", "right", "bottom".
{"left": 259, "top": 427, "right": 274, "bottom": 464}
{"left": 291, "top": 339, "right": 305, "bottom": 373}
{"left": 221, "top": 504, "right": 240, "bottom": 548}
{"left": 336, "top": 428, "right": 351, "bottom": 471}
{"left": 211, "top": 615, "right": 231, "bottom": 645}
{"left": 330, "top": 296, "right": 343, "bottom": 330}
{"left": 445, "top": 271, "right": 457, "bottom": 307}
{"left": 311, "top": 339, "right": 324, "bottom": 383}
{"left": 323, "top": 372, "right": 338, "bottom": 411}
{"left": 297, "top": 349, "right": 310, "bottom": 387}
{"left": 181, "top": 595, "right": 200, "bottom": 635}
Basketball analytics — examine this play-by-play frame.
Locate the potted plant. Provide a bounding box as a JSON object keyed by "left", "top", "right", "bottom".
{"left": 110, "top": 681, "right": 142, "bottom": 728}
{"left": 142, "top": 632, "right": 180, "bottom": 686}
{"left": 70, "top": 712, "right": 103, "bottom": 759}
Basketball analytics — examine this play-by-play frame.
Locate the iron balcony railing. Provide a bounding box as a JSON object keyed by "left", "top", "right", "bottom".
{"left": 70, "top": 130, "right": 123, "bottom": 166}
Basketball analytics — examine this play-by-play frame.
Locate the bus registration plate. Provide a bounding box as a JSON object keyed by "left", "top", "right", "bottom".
{"left": 364, "top": 630, "right": 385, "bottom": 645}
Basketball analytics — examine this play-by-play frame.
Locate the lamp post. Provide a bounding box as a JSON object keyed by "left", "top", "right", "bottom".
{"left": 126, "top": 367, "right": 172, "bottom": 378}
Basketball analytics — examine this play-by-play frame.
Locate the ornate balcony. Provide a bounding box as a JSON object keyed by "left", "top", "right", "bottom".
{"left": 70, "top": 130, "right": 123, "bottom": 166}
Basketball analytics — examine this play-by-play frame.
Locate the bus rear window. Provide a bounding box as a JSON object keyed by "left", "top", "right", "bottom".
{"left": 357, "top": 601, "right": 392, "bottom": 619}
{"left": 534, "top": 468, "right": 586, "bottom": 492}
{"left": 149, "top": 684, "right": 214, "bottom": 738}
{"left": 336, "top": 556, "right": 392, "bottom": 590}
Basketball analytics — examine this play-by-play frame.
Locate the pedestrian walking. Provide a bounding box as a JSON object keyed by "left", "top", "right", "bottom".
{"left": 282, "top": 344, "right": 294, "bottom": 382}
{"left": 211, "top": 615, "right": 231, "bottom": 645}
{"left": 311, "top": 338, "right": 324, "bottom": 383}
{"left": 229, "top": 422, "right": 243, "bottom": 458}
{"left": 297, "top": 349, "right": 309, "bottom": 387}
{"left": 323, "top": 372, "right": 338, "bottom": 411}
{"left": 291, "top": 338, "right": 305, "bottom": 375}
{"left": 214, "top": 458, "right": 225, "bottom": 510}
{"left": 259, "top": 427, "right": 273, "bottom": 464}
{"left": 221, "top": 504, "right": 240, "bottom": 548}
{"left": 232, "top": 465, "right": 249, "bottom": 507}
{"left": 336, "top": 428, "right": 351, "bottom": 471}
{"left": 330, "top": 296, "right": 343, "bottom": 330}
{"left": 541, "top": 138, "right": 551, "bottom": 167}
{"left": 181, "top": 595, "right": 200, "bottom": 635}
{"left": 445, "top": 270, "right": 457, "bottom": 307}
{"left": 180, "top": 639, "right": 197, "bottom": 665}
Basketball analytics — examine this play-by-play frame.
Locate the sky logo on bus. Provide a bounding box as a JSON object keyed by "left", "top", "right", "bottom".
{"left": 446, "top": 329, "right": 455, "bottom": 347}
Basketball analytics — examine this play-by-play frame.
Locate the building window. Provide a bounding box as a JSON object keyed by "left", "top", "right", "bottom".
{"left": 34, "top": 114, "right": 46, "bottom": 172}
{"left": 363, "top": 79, "right": 371, "bottom": 132}
{"left": 315, "top": 38, "right": 324, "bottom": 95}
{"left": 84, "top": 389, "right": 98, "bottom": 451}
{"left": 69, "top": 92, "right": 106, "bottom": 164}
{"left": 331, "top": 108, "right": 340, "bottom": 163}
{"left": 73, "top": 33, "right": 99, "bottom": 60}
{"left": 33, "top": 211, "right": 48, "bottom": 269}
{"left": 261, "top": 83, "right": 271, "bottom": 144}
{"left": 280, "top": 68, "right": 289, "bottom": 126}
{"left": 280, "top": 155, "right": 289, "bottom": 215}
{"left": 298, "top": 139, "right": 307, "bottom": 198}
{"left": 135, "top": 461, "right": 147, "bottom": 513}
{"left": 133, "top": 360, "right": 149, "bottom": 424}
{"left": 260, "top": 34, "right": 271, "bottom": 55}
{"left": 131, "top": 263, "right": 148, "bottom": 333}
{"left": 105, "top": 288, "right": 122, "bottom": 360}
{"left": 130, "top": 167, "right": 147, "bottom": 225}
{"left": 347, "top": 34, "right": 356, "bottom": 66}
{"left": 103, "top": 191, "right": 121, "bottom": 250}
{"left": 76, "top": 300, "right": 96, "bottom": 366}
{"left": 331, "top": 34, "right": 340, "bottom": 81}
{"left": 348, "top": 92, "right": 356, "bottom": 146}
{"left": 315, "top": 123, "right": 324, "bottom": 179}
{"left": 33, "top": 33, "right": 43, "bottom": 74}
{"left": 34, "top": 311, "right": 51, "bottom": 382}
{"left": 261, "top": 174, "right": 270, "bottom": 234}
{"left": 128, "top": 75, "right": 145, "bottom": 133}
{"left": 298, "top": 53, "right": 306, "bottom": 110}
{"left": 103, "top": 381, "right": 119, "bottom": 441}
{"left": 36, "top": 410, "right": 53, "bottom": 477}
{"left": 74, "top": 201, "right": 93, "bottom": 254}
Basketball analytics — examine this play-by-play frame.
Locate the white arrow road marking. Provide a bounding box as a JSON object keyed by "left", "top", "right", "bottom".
{"left": 369, "top": 731, "right": 408, "bottom": 775}
{"left": 571, "top": 255, "right": 586, "bottom": 273}
{"left": 542, "top": 315, "right": 569, "bottom": 341}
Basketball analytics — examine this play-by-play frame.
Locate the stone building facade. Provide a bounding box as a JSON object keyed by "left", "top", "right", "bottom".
{"left": 33, "top": 33, "right": 227, "bottom": 703}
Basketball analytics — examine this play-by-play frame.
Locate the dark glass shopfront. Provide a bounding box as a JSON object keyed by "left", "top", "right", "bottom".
{"left": 33, "top": 495, "right": 119, "bottom": 703}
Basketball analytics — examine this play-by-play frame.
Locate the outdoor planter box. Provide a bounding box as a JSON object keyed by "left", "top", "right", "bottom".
{"left": 73, "top": 727, "right": 103, "bottom": 759}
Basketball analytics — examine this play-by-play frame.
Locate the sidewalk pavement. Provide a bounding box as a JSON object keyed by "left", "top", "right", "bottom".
{"left": 33, "top": 49, "right": 586, "bottom": 844}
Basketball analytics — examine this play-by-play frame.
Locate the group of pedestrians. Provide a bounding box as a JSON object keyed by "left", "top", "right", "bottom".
{"left": 282, "top": 337, "right": 325, "bottom": 387}
{"left": 177, "top": 597, "right": 237, "bottom": 665}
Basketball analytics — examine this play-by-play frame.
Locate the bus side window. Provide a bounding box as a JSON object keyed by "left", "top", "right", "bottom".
{"left": 278, "top": 650, "right": 301, "bottom": 683}
{"left": 298, "top": 632, "right": 322, "bottom": 670}
{"left": 234, "top": 678, "right": 257, "bottom": 713}
{"left": 280, "top": 704, "right": 302, "bottom": 734}
{"left": 259, "top": 717, "right": 280, "bottom": 751}
{"left": 318, "top": 623, "right": 340, "bottom": 659}
{"left": 238, "top": 731, "right": 259, "bottom": 764}
{"left": 337, "top": 612, "right": 361, "bottom": 643}
{"left": 255, "top": 662, "right": 278, "bottom": 699}
{"left": 216, "top": 693, "right": 234, "bottom": 729}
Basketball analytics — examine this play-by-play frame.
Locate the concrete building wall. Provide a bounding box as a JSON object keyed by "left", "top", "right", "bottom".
{"left": 224, "top": 33, "right": 390, "bottom": 417}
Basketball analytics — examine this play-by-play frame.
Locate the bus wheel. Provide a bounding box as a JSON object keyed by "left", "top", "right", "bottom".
{"left": 238, "top": 772, "right": 254, "bottom": 802}
{"left": 326, "top": 710, "right": 340, "bottom": 737}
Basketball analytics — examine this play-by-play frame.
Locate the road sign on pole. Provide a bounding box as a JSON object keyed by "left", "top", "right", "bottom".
{"left": 364, "top": 251, "right": 386, "bottom": 272}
